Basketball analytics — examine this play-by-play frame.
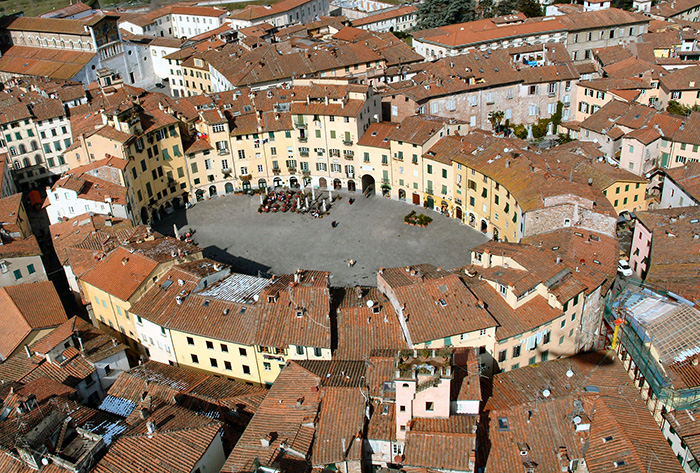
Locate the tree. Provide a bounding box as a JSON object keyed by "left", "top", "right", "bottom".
{"left": 667, "top": 100, "right": 700, "bottom": 116}
{"left": 496, "top": 0, "right": 543, "bottom": 17}
{"left": 477, "top": 0, "right": 495, "bottom": 18}
{"left": 416, "top": 0, "right": 477, "bottom": 29}
{"left": 488, "top": 110, "right": 505, "bottom": 132}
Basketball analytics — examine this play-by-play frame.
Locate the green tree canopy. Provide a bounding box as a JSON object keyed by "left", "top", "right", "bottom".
{"left": 416, "top": 0, "right": 477, "bottom": 29}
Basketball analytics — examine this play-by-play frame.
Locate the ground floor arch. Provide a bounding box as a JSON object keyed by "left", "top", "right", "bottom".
{"left": 456, "top": 206, "right": 463, "bottom": 220}
{"left": 258, "top": 179, "right": 267, "bottom": 190}
{"left": 361, "top": 174, "right": 375, "bottom": 193}
{"left": 333, "top": 178, "right": 342, "bottom": 190}
{"left": 319, "top": 177, "right": 327, "bottom": 188}
{"left": 225, "top": 182, "right": 234, "bottom": 194}
{"left": 412, "top": 193, "right": 420, "bottom": 205}
{"left": 140, "top": 207, "right": 149, "bottom": 224}
{"left": 209, "top": 185, "right": 217, "bottom": 196}
{"left": 290, "top": 176, "right": 299, "bottom": 188}
{"left": 398, "top": 189, "right": 406, "bottom": 201}
{"left": 348, "top": 180, "right": 356, "bottom": 192}
{"left": 273, "top": 177, "right": 283, "bottom": 187}
{"left": 481, "top": 219, "right": 488, "bottom": 233}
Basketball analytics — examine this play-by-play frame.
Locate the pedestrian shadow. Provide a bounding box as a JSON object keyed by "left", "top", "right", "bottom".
{"left": 203, "top": 245, "right": 272, "bottom": 278}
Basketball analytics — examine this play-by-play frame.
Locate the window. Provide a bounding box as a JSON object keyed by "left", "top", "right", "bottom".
{"left": 210, "top": 358, "right": 218, "bottom": 368}
{"left": 242, "top": 365, "right": 251, "bottom": 375}
{"left": 206, "top": 340, "right": 214, "bottom": 350}
{"left": 27, "top": 264, "right": 35, "bottom": 275}
{"left": 224, "top": 361, "right": 232, "bottom": 371}
{"left": 221, "top": 343, "right": 228, "bottom": 352}
{"left": 296, "top": 346, "right": 304, "bottom": 355}
{"left": 187, "top": 337, "right": 195, "bottom": 346}
{"left": 512, "top": 345, "right": 521, "bottom": 357}
{"left": 13, "top": 269, "right": 21, "bottom": 280}
{"left": 191, "top": 354, "right": 199, "bottom": 363}
{"left": 314, "top": 347, "right": 322, "bottom": 357}
{"left": 425, "top": 401, "right": 434, "bottom": 411}
{"left": 498, "top": 350, "right": 507, "bottom": 362}
{"left": 264, "top": 362, "right": 271, "bottom": 371}
{"left": 239, "top": 347, "right": 247, "bottom": 357}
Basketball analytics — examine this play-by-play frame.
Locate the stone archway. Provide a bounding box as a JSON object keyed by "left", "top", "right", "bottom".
{"left": 398, "top": 189, "right": 406, "bottom": 201}
{"left": 361, "top": 174, "right": 375, "bottom": 193}
{"left": 209, "top": 185, "right": 218, "bottom": 196}
{"left": 412, "top": 193, "right": 420, "bottom": 205}
{"left": 481, "top": 220, "right": 488, "bottom": 233}
{"left": 319, "top": 177, "right": 327, "bottom": 189}
{"left": 273, "top": 177, "right": 283, "bottom": 187}
{"left": 258, "top": 179, "right": 267, "bottom": 190}
{"left": 347, "top": 180, "right": 356, "bottom": 192}
{"left": 225, "top": 182, "right": 234, "bottom": 194}
{"left": 456, "top": 207, "right": 463, "bottom": 220}
{"left": 333, "top": 179, "right": 342, "bottom": 190}
{"left": 290, "top": 176, "right": 299, "bottom": 188}
{"left": 469, "top": 213, "right": 475, "bottom": 227}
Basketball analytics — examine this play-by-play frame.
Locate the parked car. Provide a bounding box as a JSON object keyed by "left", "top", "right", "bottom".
{"left": 617, "top": 259, "right": 633, "bottom": 277}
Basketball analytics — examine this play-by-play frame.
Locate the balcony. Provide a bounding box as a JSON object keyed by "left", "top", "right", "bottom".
{"left": 272, "top": 168, "right": 281, "bottom": 175}
{"left": 426, "top": 188, "right": 434, "bottom": 196}
{"left": 298, "top": 136, "right": 308, "bottom": 143}
{"left": 294, "top": 122, "right": 307, "bottom": 129}
{"left": 217, "top": 148, "right": 230, "bottom": 155}
{"left": 288, "top": 168, "right": 296, "bottom": 174}
{"left": 222, "top": 167, "right": 232, "bottom": 176}
{"left": 300, "top": 150, "right": 309, "bottom": 157}
{"left": 346, "top": 172, "right": 355, "bottom": 179}
{"left": 343, "top": 139, "right": 353, "bottom": 146}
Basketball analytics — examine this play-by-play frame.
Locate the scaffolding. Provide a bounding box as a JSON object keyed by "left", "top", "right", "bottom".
{"left": 604, "top": 282, "right": 700, "bottom": 412}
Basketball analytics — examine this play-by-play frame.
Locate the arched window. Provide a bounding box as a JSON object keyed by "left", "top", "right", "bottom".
{"left": 30, "top": 140, "right": 38, "bottom": 151}
{"left": 22, "top": 157, "right": 30, "bottom": 168}
{"left": 18, "top": 144, "right": 26, "bottom": 154}
{"left": 9, "top": 147, "right": 17, "bottom": 157}
{"left": 34, "top": 155, "right": 41, "bottom": 165}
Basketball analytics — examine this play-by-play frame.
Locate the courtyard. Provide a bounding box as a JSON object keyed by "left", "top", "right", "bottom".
{"left": 155, "top": 192, "right": 490, "bottom": 287}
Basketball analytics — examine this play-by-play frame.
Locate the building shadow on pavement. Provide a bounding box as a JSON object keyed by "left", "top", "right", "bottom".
{"left": 203, "top": 245, "right": 271, "bottom": 278}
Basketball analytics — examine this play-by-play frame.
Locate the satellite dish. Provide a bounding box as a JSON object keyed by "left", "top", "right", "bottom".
{"left": 573, "top": 415, "right": 582, "bottom": 424}
{"left": 566, "top": 369, "right": 574, "bottom": 378}
{"left": 366, "top": 299, "right": 374, "bottom": 308}
{"left": 41, "top": 459, "right": 49, "bottom": 466}
{"left": 542, "top": 389, "right": 551, "bottom": 398}
{"left": 253, "top": 294, "right": 259, "bottom": 301}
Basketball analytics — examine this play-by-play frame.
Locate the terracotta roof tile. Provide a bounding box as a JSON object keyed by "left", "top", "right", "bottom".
{"left": 379, "top": 264, "right": 498, "bottom": 343}
{"left": 335, "top": 287, "right": 408, "bottom": 360}
{"left": 0, "top": 281, "right": 68, "bottom": 360}
{"left": 80, "top": 246, "right": 159, "bottom": 301}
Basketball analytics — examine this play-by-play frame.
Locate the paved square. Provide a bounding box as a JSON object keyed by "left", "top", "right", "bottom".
{"left": 156, "top": 192, "right": 490, "bottom": 287}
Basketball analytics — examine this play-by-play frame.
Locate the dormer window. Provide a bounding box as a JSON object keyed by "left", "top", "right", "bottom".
{"left": 499, "top": 284, "right": 508, "bottom": 296}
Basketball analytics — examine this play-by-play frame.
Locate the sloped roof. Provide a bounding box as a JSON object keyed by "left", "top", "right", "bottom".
{"left": 0, "top": 281, "right": 68, "bottom": 361}
{"left": 80, "top": 246, "right": 159, "bottom": 301}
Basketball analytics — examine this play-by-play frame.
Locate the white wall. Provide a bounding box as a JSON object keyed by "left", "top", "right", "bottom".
{"left": 134, "top": 316, "right": 178, "bottom": 365}
{"left": 191, "top": 429, "right": 226, "bottom": 473}
{"left": 660, "top": 177, "right": 699, "bottom": 209}
{"left": 94, "top": 350, "right": 131, "bottom": 391}
{"left": 45, "top": 188, "right": 130, "bottom": 224}
{"left": 150, "top": 45, "right": 180, "bottom": 80}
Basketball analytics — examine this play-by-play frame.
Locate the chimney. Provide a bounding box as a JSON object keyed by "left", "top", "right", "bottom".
{"left": 146, "top": 420, "right": 156, "bottom": 436}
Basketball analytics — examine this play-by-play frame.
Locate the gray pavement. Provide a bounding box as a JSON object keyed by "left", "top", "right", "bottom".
{"left": 155, "top": 191, "right": 490, "bottom": 287}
